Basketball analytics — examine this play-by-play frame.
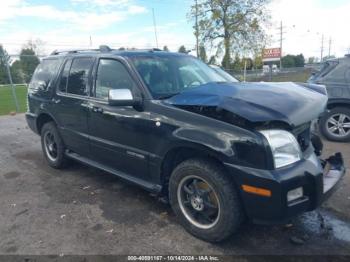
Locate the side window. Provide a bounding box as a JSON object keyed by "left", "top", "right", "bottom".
{"left": 29, "top": 59, "right": 61, "bottom": 91}
{"left": 58, "top": 59, "right": 72, "bottom": 93}
{"left": 67, "top": 57, "right": 94, "bottom": 96}
{"left": 95, "top": 59, "right": 136, "bottom": 99}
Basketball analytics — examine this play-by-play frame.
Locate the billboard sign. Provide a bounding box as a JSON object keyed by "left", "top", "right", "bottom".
{"left": 263, "top": 48, "right": 281, "bottom": 62}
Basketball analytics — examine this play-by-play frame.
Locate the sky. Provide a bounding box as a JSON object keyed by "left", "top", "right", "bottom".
{"left": 0, "top": 0, "right": 350, "bottom": 60}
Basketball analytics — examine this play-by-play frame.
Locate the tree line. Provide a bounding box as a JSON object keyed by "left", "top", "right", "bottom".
{"left": 0, "top": 44, "right": 40, "bottom": 85}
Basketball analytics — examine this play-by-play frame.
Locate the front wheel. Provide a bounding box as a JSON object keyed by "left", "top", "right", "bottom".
{"left": 320, "top": 107, "right": 350, "bottom": 142}
{"left": 169, "top": 158, "right": 243, "bottom": 242}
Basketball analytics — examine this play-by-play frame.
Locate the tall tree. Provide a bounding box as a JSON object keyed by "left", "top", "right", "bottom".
{"left": 19, "top": 48, "right": 40, "bottom": 83}
{"left": 199, "top": 45, "right": 207, "bottom": 62}
{"left": 190, "top": 0, "right": 269, "bottom": 68}
{"left": 11, "top": 60, "right": 25, "bottom": 84}
{"left": 208, "top": 55, "right": 217, "bottom": 65}
{"left": 178, "top": 45, "right": 188, "bottom": 53}
{"left": 0, "top": 45, "right": 11, "bottom": 84}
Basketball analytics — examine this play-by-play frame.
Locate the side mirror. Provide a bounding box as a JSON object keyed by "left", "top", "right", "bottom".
{"left": 108, "top": 89, "right": 138, "bottom": 106}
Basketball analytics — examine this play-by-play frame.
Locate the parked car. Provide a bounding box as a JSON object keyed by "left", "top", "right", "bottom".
{"left": 209, "top": 65, "right": 239, "bottom": 82}
{"left": 308, "top": 55, "right": 350, "bottom": 142}
{"left": 26, "top": 46, "right": 345, "bottom": 242}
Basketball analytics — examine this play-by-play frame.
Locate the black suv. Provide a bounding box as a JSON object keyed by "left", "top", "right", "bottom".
{"left": 26, "top": 46, "right": 345, "bottom": 242}
{"left": 308, "top": 55, "right": 350, "bottom": 142}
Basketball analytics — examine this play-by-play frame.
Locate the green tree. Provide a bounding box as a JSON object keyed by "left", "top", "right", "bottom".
{"left": 281, "top": 54, "right": 305, "bottom": 68}
{"left": 208, "top": 55, "right": 217, "bottom": 65}
{"left": 294, "top": 54, "right": 305, "bottom": 67}
{"left": 221, "top": 52, "right": 232, "bottom": 69}
{"left": 163, "top": 45, "right": 169, "bottom": 51}
{"left": 190, "top": 0, "right": 270, "bottom": 68}
{"left": 307, "top": 57, "right": 316, "bottom": 64}
{"left": 241, "top": 57, "right": 253, "bottom": 70}
{"left": 178, "top": 45, "right": 188, "bottom": 53}
{"left": 199, "top": 45, "right": 207, "bottom": 62}
{"left": 0, "top": 45, "right": 11, "bottom": 84}
{"left": 11, "top": 60, "right": 25, "bottom": 84}
{"left": 282, "top": 55, "right": 296, "bottom": 68}
{"left": 19, "top": 48, "right": 40, "bottom": 83}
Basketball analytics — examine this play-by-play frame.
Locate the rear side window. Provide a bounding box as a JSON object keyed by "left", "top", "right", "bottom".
{"left": 58, "top": 59, "right": 72, "bottom": 93}
{"left": 29, "top": 59, "right": 61, "bottom": 91}
{"left": 66, "top": 57, "right": 94, "bottom": 96}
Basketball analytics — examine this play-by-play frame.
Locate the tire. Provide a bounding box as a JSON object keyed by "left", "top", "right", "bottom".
{"left": 320, "top": 107, "right": 350, "bottom": 142}
{"left": 41, "top": 122, "right": 69, "bottom": 169}
{"left": 169, "top": 158, "right": 243, "bottom": 242}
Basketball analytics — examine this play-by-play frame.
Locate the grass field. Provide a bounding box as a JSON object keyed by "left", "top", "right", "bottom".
{"left": 0, "top": 85, "right": 28, "bottom": 116}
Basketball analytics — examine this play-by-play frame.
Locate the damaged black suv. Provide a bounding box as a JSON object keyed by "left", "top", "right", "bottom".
{"left": 26, "top": 46, "right": 346, "bottom": 242}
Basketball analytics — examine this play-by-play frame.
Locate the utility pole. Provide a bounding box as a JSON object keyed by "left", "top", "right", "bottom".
{"left": 277, "top": 21, "right": 284, "bottom": 69}
{"left": 328, "top": 37, "right": 332, "bottom": 57}
{"left": 195, "top": 0, "right": 199, "bottom": 57}
{"left": 320, "top": 34, "right": 324, "bottom": 62}
{"left": 152, "top": 8, "right": 159, "bottom": 48}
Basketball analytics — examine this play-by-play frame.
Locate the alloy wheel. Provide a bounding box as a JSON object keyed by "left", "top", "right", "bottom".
{"left": 177, "top": 175, "right": 220, "bottom": 229}
{"left": 326, "top": 113, "right": 350, "bottom": 138}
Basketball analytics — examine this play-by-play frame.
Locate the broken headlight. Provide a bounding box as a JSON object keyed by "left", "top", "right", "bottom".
{"left": 260, "top": 130, "right": 302, "bottom": 169}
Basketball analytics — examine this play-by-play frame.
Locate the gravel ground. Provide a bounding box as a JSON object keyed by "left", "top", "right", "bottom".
{"left": 0, "top": 114, "right": 349, "bottom": 255}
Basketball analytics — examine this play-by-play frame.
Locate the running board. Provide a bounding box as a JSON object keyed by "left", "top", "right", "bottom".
{"left": 65, "top": 151, "right": 162, "bottom": 193}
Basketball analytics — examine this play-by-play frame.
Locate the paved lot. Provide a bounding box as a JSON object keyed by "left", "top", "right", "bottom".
{"left": 0, "top": 114, "right": 350, "bottom": 255}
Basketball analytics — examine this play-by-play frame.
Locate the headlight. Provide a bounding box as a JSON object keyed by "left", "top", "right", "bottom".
{"left": 260, "top": 130, "right": 302, "bottom": 169}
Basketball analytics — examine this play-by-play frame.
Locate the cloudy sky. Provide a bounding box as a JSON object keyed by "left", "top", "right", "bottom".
{"left": 1, "top": 0, "right": 349, "bottom": 59}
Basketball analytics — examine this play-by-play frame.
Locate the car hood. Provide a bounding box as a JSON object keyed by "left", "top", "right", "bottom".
{"left": 165, "top": 82, "right": 328, "bottom": 128}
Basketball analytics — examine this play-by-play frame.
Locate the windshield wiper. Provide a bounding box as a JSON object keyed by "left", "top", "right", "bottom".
{"left": 158, "top": 93, "right": 180, "bottom": 100}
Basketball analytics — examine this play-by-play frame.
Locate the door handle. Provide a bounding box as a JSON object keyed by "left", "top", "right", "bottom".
{"left": 92, "top": 106, "right": 104, "bottom": 113}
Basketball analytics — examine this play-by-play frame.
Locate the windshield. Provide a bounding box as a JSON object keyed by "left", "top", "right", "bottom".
{"left": 210, "top": 66, "right": 239, "bottom": 82}
{"left": 309, "top": 60, "right": 339, "bottom": 82}
{"left": 130, "top": 55, "right": 226, "bottom": 98}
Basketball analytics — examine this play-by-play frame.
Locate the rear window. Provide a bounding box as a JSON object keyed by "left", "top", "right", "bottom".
{"left": 66, "top": 57, "right": 94, "bottom": 96}
{"left": 29, "top": 59, "right": 61, "bottom": 91}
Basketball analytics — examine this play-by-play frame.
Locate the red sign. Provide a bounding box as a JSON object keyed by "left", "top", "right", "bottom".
{"left": 263, "top": 48, "right": 281, "bottom": 62}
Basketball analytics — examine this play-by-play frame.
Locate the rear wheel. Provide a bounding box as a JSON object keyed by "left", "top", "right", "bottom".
{"left": 41, "top": 122, "right": 69, "bottom": 169}
{"left": 320, "top": 107, "right": 350, "bottom": 142}
{"left": 169, "top": 158, "right": 243, "bottom": 242}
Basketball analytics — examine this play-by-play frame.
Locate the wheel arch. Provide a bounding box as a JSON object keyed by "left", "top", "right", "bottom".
{"left": 159, "top": 144, "right": 229, "bottom": 196}
{"left": 327, "top": 99, "right": 350, "bottom": 110}
{"left": 36, "top": 112, "right": 57, "bottom": 135}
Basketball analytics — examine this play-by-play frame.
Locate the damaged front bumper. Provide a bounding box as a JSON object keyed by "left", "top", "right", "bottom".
{"left": 224, "top": 150, "right": 346, "bottom": 224}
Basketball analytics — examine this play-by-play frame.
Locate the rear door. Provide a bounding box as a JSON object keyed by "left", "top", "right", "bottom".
{"left": 87, "top": 57, "right": 152, "bottom": 179}
{"left": 53, "top": 56, "right": 95, "bottom": 157}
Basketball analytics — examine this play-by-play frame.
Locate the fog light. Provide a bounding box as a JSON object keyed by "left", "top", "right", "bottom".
{"left": 287, "top": 187, "right": 303, "bottom": 202}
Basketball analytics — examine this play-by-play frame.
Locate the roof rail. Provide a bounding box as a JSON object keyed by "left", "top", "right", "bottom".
{"left": 50, "top": 45, "right": 113, "bottom": 55}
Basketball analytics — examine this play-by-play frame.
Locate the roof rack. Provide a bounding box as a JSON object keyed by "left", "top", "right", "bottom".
{"left": 50, "top": 45, "right": 113, "bottom": 55}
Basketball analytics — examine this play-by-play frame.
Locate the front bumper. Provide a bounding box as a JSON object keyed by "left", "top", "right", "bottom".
{"left": 25, "top": 112, "right": 39, "bottom": 134}
{"left": 225, "top": 150, "right": 346, "bottom": 224}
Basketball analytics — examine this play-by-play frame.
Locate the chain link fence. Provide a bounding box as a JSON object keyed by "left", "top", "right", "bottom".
{"left": 227, "top": 67, "right": 313, "bottom": 83}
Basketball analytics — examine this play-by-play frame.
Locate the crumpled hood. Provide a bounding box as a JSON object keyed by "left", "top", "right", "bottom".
{"left": 165, "top": 82, "right": 328, "bottom": 127}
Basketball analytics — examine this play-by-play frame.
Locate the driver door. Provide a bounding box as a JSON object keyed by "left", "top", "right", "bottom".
{"left": 87, "top": 58, "right": 151, "bottom": 179}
